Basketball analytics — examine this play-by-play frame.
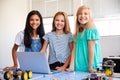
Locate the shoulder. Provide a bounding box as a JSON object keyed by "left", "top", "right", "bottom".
{"left": 14, "top": 30, "right": 24, "bottom": 45}
{"left": 85, "top": 28, "right": 100, "bottom": 39}
{"left": 86, "top": 28, "right": 98, "bottom": 33}
{"left": 65, "top": 33, "right": 73, "bottom": 37}
{"left": 66, "top": 32, "right": 72, "bottom": 35}
{"left": 16, "top": 30, "right": 24, "bottom": 37}
{"left": 46, "top": 32, "right": 53, "bottom": 34}
{"left": 43, "top": 32, "right": 55, "bottom": 39}
{"left": 65, "top": 33, "right": 74, "bottom": 42}
{"left": 45, "top": 32, "right": 55, "bottom": 36}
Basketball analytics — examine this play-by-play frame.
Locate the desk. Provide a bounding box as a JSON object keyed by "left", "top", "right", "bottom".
{"left": 30, "top": 71, "right": 120, "bottom": 80}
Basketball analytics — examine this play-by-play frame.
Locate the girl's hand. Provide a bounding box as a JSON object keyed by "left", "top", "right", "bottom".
{"left": 55, "top": 66, "right": 66, "bottom": 71}
{"left": 66, "top": 68, "right": 74, "bottom": 71}
{"left": 89, "top": 66, "right": 97, "bottom": 73}
{"left": 66, "top": 64, "right": 74, "bottom": 71}
{"left": 3, "top": 66, "right": 17, "bottom": 71}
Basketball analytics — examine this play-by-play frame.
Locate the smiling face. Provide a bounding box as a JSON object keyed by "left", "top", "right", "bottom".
{"left": 54, "top": 14, "right": 65, "bottom": 31}
{"left": 30, "top": 14, "right": 41, "bottom": 30}
{"left": 77, "top": 8, "right": 90, "bottom": 25}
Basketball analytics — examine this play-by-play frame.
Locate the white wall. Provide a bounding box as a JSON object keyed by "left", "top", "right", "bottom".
{"left": 43, "top": 16, "right": 75, "bottom": 33}
{"left": 0, "top": 0, "right": 120, "bottom": 68}
{"left": 95, "top": 17, "right": 120, "bottom": 36}
{"left": 0, "top": 0, "right": 29, "bottom": 68}
{"left": 100, "top": 36, "right": 120, "bottom": 57}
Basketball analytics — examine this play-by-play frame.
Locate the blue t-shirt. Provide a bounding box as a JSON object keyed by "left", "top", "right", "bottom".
{"left": 43, "top": 32, "right": 73, "bottom": 64}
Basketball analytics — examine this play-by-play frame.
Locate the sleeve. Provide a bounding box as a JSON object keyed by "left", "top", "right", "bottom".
{"left": 43, "top": 32, "right": 50, "bottom": 42}
{"left": 68, "top": 33, "right": 74, "bottom": 42}
{"left": 86, "top": 28, "right": 100, "bottom": 40}
{"left": 14, "top": 31, "right": 24, "bottom": 46}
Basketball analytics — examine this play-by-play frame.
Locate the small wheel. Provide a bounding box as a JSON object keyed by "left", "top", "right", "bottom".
{"left": 21, "top": 72, "right": 28, "bottom": 80}
{"left": 13, "top": 74, "right": 18, "bottom": 78}
{"left": 4, "top": 71, "right": 12, "bottom": 80}
{"left": 18, "top": 75, "right": 21, "bottom": 80}
{"left": 27, "top": 71, "right": 32, "bottom": 79}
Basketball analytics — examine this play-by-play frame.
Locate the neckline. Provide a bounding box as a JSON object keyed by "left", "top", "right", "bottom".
{"left": 54, "top": 32, "right": 65, "bottom": 37}
{"left": 32, "top": 35, "right": 39, "bottom": 39}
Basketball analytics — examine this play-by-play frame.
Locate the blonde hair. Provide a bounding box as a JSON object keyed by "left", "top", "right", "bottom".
{"left": 52, "top": 11, "right": 71, "bottom": 34}
{"left": 74, "top": 5, "right": 95, "bottom": 42}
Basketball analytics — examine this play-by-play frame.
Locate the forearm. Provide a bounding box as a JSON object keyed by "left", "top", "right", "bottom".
{"left": 88, "top": 40, "right": 95, "bottom": 66}
{"left": 12, "top": 44, "right": 18, "bottom": 67}
{"left": 63, "top": 42, "right": 73, "bottom": 68}
{"left": 88, "top": 49, "right": 94, "bottom": 66}
{"left": 69, "top": 49, "right": 75, "bottom": 69}
{"left": 40, "top": 40, "right": 48, "bottom": 53}
{"left": 63, "top": 55, "right": 71, "bottom": 68}
{"left": 12, "top": 51, "right": 18, "bottom": 67}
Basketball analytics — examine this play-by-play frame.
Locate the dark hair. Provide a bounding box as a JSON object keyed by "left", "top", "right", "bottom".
{"left": 24, "top": 10, "right": 45, "bottom": 48}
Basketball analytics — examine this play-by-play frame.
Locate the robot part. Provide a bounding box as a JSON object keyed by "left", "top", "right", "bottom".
{"left": 4, "top": 68, "right": 32, "bottom": 80}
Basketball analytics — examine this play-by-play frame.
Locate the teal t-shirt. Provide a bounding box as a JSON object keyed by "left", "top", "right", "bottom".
{"left": 74, "top": 28, "right": 102, "bottom": 72}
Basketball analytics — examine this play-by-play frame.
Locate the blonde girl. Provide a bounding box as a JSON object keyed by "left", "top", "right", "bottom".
{"left": 69, "top": 5, "right": 102, "bottom": 72}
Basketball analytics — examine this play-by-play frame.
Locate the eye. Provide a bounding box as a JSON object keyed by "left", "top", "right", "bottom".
{"left": 36, "top": 19, "right": 39, "bottom": 21}
{"left": 79, "top": 13, "right": 82, "bottom": 15}
{"left": 61, "top": 20, "right": 64, "bottom": 22}
{"left": 55, "top": 18, "right": 59, "bottom": 21}
{"left": 30, "top": 19, "right": 34, "bottom": 21}
{"left": 84, "top": 12, "right": 88, "bottom": 15}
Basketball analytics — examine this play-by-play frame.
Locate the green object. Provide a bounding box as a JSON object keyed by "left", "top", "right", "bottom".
{"left": 74, "top": 28, "right": 102, "bottom": 71}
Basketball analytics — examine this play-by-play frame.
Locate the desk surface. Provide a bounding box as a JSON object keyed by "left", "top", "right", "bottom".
{"left": 30, "top": 71, "right": 120, "bottom": 80}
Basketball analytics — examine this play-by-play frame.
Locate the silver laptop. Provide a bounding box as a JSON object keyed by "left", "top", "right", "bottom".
{"left": 17, "top": 52, "right": 51, "bottom": 74}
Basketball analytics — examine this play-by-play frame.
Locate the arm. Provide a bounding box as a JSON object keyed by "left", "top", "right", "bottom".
{"left": 3, "top": 44, "right": 18, "bottom": 70}
{"left": 69, "top": 42, "right": 75, "bottom": 70}
{"left": 88, "top": 40, "right": 96, "bottom": 73}
{"left": 40, "top": 40, "right": 48, "bottom": 53}
{"left": 66, "top": 42, "right": 75, "bottom": 71}
{"left": 12, "top": 44, "right": 19, "bottom": 68}
{"left": 56, "top": 42, "right": 73, "bottom": 71}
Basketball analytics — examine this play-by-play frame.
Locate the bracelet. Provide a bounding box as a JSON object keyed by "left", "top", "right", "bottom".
{"left": 88, "top": 64, "right": 93, "bottom": 67}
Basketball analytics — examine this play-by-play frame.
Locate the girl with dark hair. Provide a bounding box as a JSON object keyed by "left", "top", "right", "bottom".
{"left": 4, "top": 10, "right": 45, "bottom": 70}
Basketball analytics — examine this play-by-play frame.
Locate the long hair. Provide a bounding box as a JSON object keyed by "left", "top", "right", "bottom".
{"left": 52, "top": 11, "right": 71, "bottom": 34}
{"left": 24, "top": 10, "right": 45, "bottom": 47}
{"left": 74, "top": 5, "right": 95, "bottom": 42}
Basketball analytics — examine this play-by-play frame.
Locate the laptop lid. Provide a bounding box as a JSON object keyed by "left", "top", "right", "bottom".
{"left": 17, "top": 52, "right": 51, "bottom": 74}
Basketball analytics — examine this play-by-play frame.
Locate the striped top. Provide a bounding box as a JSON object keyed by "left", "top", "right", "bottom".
{"left": 43, "top": 32, "right": 73, "bottom": 64}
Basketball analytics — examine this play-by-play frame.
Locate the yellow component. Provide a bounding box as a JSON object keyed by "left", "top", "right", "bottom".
{"left": 53, "top": 78, "right": 57, "bottom": 80}
{"left": 7, "top": 72, "right": 12, "bottom": 79}
{"left": 105, "top": 69, "right": 112, "bottom": 76}
{"left": 23, "top": 72, "right": 28, "bottom": 80}
{"left": 28, "top": 71, "right": 32, "bottom": 79}
{"left": 18, "top": 75, "right": 21, "bottom": 79}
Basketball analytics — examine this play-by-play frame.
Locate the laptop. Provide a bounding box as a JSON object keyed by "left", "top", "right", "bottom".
{"left": 17, "top": 52, "right": 52, "bottom": 74}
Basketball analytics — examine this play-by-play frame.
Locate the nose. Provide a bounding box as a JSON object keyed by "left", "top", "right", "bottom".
{"left": 57, "top": 21, "right": 62, "bottom": 24}
{"left": 81, "top": 14, "right": 85, "bottom": 17}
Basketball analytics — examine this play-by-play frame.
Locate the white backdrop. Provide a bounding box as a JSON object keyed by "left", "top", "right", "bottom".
{"left": 0, "top": 0, "right": 29, "bottom": 68}
{"left": 0, "top": 0, "right": 120, "bottom": 68}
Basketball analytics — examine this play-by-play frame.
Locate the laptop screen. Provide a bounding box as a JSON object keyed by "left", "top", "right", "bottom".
{"left": 17, "top": 52, "right": 51, "bottom": 74}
